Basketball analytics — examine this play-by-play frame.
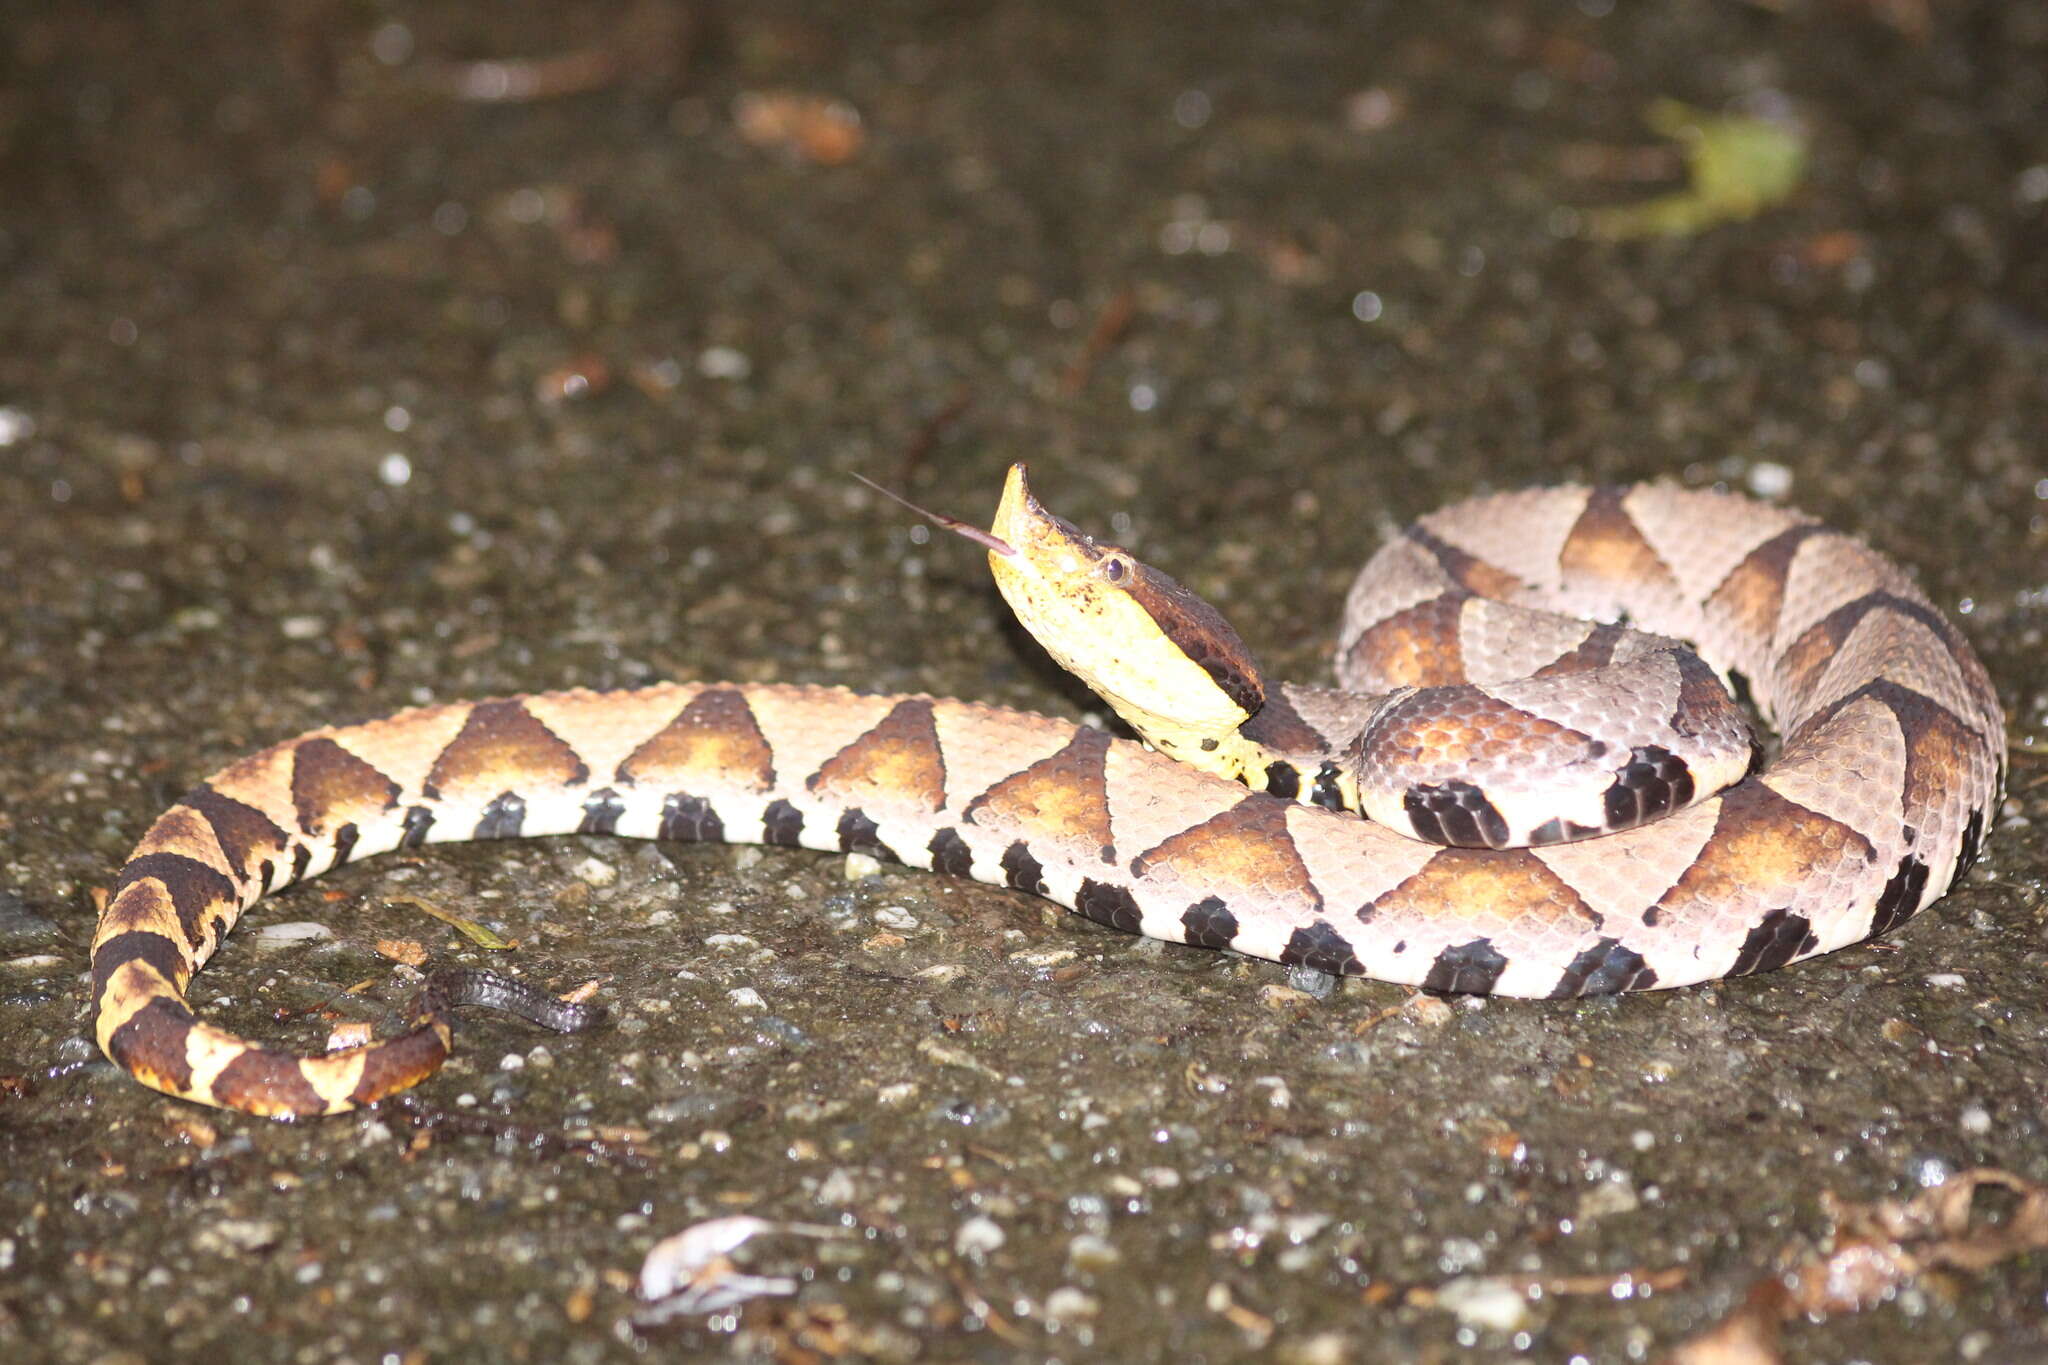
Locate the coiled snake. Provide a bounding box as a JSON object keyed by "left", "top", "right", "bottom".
{"left": 90, "top": 468, "right": 2005, "bottom": 1117}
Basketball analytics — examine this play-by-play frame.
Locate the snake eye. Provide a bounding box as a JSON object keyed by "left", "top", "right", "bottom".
{"left": 1103, "top": 557, "right": 1127, "bottom": 583}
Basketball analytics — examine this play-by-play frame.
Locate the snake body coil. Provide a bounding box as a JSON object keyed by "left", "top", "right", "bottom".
{"left": 91, "top": 472, "right": 2004, "bottom": 1116}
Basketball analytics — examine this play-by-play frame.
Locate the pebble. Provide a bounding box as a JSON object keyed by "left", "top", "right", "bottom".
{"left": 192, "top": 1218, "right": 281, "bottom": 1256}
{"left": 1009, "top": 947, "right": 1076, "bottom": 967}
{"left": 954, "top": 1215, "right": 1005, "bottom": 1258}
{"left": 1434, "top": 1275, "right": 1529, "bottom": 1332}
{"left": 248, "top": 921, "right": 337, "bottom": 949}
{"left": 1044, "top": 1286, "right": 1098, "bottom": 1321}
{"left": 573, "top": 856, "right": 617, "bottom": 887}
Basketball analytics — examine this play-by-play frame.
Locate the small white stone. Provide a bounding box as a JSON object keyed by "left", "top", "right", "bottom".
{"left": 1066, "top": 1233, "right": 1121, "bottom": 1270}
{"left": 1009, "top": 947, "right": 1077, "bottom": 968}
{"left": 279, "top": 615, "right": 325, "bottom": 640}
{"left": 1577, "top": 1176, "right": 1640, "bottom": 1222}
{"left": 698, "top": 345, "right": 752, "bottom": 380}
{"left": 842, "top": 852, "right": 883, "bottom": 881}
{"left": 573, "top": 856, "right": 617, "bottom": 887}
{"left": 1745, "top": 462, "right": 1793, "bottom": 498}
{"left": 727, "top": 986, "right": 766, "bottom": 1011}
{"left": 1924, "top": 972, "right": 1967, "bottom": 989}
{"left": 873, "top": 905, "right": 919, "bottom": 930}
{"left": 498, "top": 1053, "right": 526, "bottom": 1071}
{"left": 1435, "top": 1276, "right": 1530, "bottom": 1332}
{"left": 249, "top": 921, "right": 336, "bottom": 949}
{"left": 0, "top": 407, "right": 35, "bottom": 447}
{"left": 954, "top": 1215, "right": 1005, "bottom": 1258}
{"left": 1959, "top": 1103, "right": 1992, "bottom": 1136}
{"left": 1044, "top": 1286, "right": 1098, "bottom": 1321}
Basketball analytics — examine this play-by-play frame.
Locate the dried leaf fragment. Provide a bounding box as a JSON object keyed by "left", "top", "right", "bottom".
{"left": 375, "top": 938, "right": 429, "bottom": 966}
{"left": 734, "top": 91, "right": 864, "bottom": 165}
{"left": 633, "top": 1215, "right": 845, "bottom": 1325}
{"left": 1668, "top": 1168, "right": 2048, "bottom": 1365}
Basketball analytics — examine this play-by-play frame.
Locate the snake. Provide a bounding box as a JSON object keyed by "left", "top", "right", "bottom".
{"left": 89, "top": 467, "right": 2005, "bottom": 1117}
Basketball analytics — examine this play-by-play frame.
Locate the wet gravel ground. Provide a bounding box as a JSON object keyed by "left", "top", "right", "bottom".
{"left": 5, "top": 2, "right": 2048, "bottom": 1361}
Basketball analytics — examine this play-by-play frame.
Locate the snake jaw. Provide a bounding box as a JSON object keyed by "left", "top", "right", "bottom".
{"left": 987, "top": 464, "right": 1263, "bottom": 752}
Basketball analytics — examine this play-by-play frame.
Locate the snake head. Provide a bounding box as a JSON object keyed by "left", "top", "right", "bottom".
{"left": 987, "top": 464, "right": 1269, "bottom": 757}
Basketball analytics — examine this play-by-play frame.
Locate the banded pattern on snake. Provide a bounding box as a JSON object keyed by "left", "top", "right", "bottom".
{"left": 90, "top": 472, "right": 2004, "bottom": 1116}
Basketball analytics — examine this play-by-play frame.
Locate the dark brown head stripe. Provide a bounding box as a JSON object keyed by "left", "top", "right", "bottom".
{"left": 1238, "top": 687, "right": 1332, "bottom": 757}
{"left": 291, "top": 737, "right": 401, "bottom": 836}
{"left": 963, "top": 726, "right": 1115, "bottom": 861}
{"left": 210, "top": 1046, "right": 327, "bottom": 1116}
{"left": 807, "top": 698, "right": 947, "bottom": 813}
{"left": 107, "top": 995, "right": 197, "bottom": 1094}
{"left": 617, "top": 687, "right": 775, "bottom": 792}
{"left": 1129, "top": 796, "right": 1322, "bottom": 920}
{"left": 1121, "top": 561, "right": 1267, "bottom": 714}
{"left": 1404, "top": 526, "right": 1525, "bottom": 600}
{"left": 113, "top": 853, "right": 239, "bottom": 949}
{"left": 1559, "top": 486, "right": 1676, "bottom": 590}
{"left": 424, "top": 700, "right": 588, "bottom": 801}
{"left": 179, "top": 784, "right": 290, "bottom": 882}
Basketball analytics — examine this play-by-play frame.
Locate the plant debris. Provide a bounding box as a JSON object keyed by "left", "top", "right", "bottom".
{"left": 633, "top": 1215, "right": 847, "bottom": 1325}
{"left": 1667, "top": 1168, "right": 2048, "bottom": 1364}
{"left": 388, "top": 896, "right": 516, "bottom": 949}
{"left": 1584, "top": 100, "right": 1807, "bottom": 240}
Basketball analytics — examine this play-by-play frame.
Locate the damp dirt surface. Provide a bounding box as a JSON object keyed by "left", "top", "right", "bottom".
{"left": 4, "top": 3, "right": 2048, "bottom": 1362}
